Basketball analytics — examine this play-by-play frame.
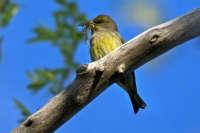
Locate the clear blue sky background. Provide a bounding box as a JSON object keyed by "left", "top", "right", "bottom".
{"left": 1, "top": 0, "right": 200, "bottom": 132}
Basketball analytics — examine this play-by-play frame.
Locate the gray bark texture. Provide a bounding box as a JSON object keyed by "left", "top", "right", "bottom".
{"left": 13, "top": 8, "right": 200, "bottom": 133}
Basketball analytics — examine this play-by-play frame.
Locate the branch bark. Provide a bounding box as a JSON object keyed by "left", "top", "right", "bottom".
{"left": 13, "top": 9, "right": 200, "bottom": 133}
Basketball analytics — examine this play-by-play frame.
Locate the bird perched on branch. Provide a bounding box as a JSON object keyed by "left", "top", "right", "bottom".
{"left": 81, "top": 15, "right": 146, "bottom": 114}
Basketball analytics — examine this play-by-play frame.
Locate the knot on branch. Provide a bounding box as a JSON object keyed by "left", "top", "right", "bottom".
{"left": 148, "top": 28, "right": 163, "bottom": 46}
{"left": 76, "top": 64, "right": 88, "bottom": 75}
{"left": 23, "top": 118, "right": 33, "bottom": 127}
{"left": 150, "top": 34, "right": 159, "bottom": 44}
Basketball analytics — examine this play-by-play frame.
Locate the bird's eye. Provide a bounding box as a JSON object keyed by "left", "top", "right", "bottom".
{"left": 94, "top": 20, "right": 102, "bottom": 24}
{"left": 94, "top": 21, "right": 100, "bottom": 24}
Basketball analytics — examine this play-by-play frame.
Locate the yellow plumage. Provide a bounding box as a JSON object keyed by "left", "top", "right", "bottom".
{"left": 90, "top": 30, "right": 122, "bottom": 61}
{"left": 84, "top": 14, "right": 146, "bottom": 113}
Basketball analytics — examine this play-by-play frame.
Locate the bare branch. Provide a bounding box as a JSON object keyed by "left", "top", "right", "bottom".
{"left": 13, "top": 8, "right": 200, "bottom": 133}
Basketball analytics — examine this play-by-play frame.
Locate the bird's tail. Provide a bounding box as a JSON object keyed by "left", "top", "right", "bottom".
{"left": 129, "top": 92, "right": 146, "bottom": 114}
{"left": 117, "top": 72, "right": 146, "bottom": 114}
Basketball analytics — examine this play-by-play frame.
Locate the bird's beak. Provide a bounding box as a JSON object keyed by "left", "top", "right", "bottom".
{"left": 79, "top": 20, "right": 95, "bottom": 29}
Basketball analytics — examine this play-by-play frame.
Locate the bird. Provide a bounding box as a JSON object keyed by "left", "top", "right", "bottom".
{"left": 82, "top": 15, "right": 146, "bottom": 114}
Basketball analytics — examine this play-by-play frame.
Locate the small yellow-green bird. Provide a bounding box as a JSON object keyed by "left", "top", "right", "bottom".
{"left": 82, "top": 15, "right": 146, "bottom": 114}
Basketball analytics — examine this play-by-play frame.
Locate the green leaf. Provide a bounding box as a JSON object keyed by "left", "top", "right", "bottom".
{"left": 0, "top": 0, "right": 8, "bottom": 13}
{"left": 14, "top": 99, "right": 31, "bottom": 121}
{"left": 27, "top": 69, "right": 55, "bottom": 92}
{"left": 28, "top": 25, "right": 58, "bottom": 44}
{"left": 27, "top": 68, "right": 69, "bottom": 93}
{"left": 27, "top": 80, "right": 48, "bottom": 91}
{"left": 27, "top": 0, "right": 87, "bottom": 94}
{"left": 56, "top": 0, "right": 65, "bottom": 5}
{"left": 0, "top": 3, "right": 18, "bottom": 27}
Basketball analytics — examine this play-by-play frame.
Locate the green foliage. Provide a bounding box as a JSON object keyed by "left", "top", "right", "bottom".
{"left": 27, "top": 68, "right": 69, "bottom": 94}
{"left": 13, "top": 0, "right": 87, "bottom": 121}
{"left": 14, "top": 99, "right": 31, "bottom": 122}
{"left": 0, "top": 0, "right": 18, "bottom": 28}
{"left": 0, "top": 0, "right": 19, "bottom": 63}
{"left": 27, "top": 0, "right": 87, "bottom": 95}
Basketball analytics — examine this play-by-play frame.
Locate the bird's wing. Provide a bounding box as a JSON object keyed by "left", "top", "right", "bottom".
{"left": 113, "top": 31, "right": 125, "bottom": 45}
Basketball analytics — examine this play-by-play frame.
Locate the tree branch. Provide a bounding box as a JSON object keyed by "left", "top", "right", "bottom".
{"left": 13, "top": 9, "right": 200, "bottom": 133}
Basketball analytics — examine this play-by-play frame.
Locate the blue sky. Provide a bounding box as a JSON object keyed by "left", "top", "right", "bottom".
{"left": 1, "top": 0, "right": 200, "bottom": 132}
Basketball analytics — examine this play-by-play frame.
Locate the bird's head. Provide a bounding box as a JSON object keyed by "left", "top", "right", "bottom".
{"left": 81, "top": 15, "right": 118, "bottom": 32}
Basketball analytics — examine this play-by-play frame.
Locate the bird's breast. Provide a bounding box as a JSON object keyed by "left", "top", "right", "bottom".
{"left": 90, "top": 31, "right": 122, "bottom": 61}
